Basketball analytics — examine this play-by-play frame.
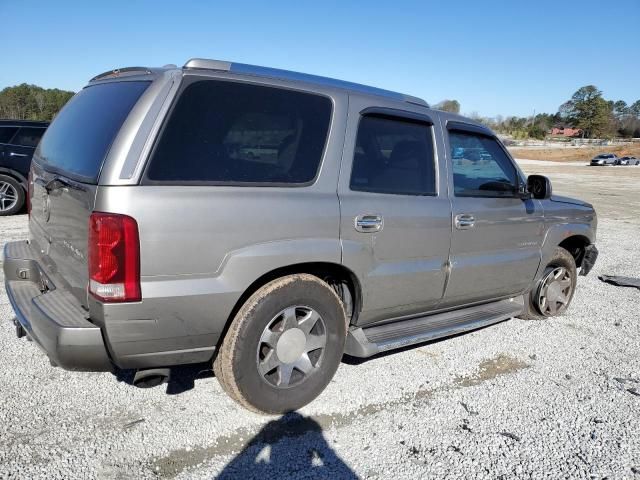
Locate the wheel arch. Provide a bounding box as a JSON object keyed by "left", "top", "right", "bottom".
{"left": 224, "top": 262, "right": 362, "bottom": 334}
{"left": 558, "top": 234, "right": 591, "bottom": 268}
{"left": 0, "top": 168, "right": 27, "bottom": 190}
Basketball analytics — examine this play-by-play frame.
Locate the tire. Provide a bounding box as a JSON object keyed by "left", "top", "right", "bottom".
{"left": 518, "top": 247, "right": 577, "bottom": 320}
{"left": 0, "top": 175, "right": 25, "bottom": 216}
{"left": 214, "top": 274, "right": 347, "bottom": 414}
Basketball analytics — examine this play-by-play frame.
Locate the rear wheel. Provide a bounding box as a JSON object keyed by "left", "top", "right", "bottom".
{"left": 214, "top": 274, "right": 347, "bottom": 414}
{"left": 0, "top": 175, "right": 24, "bottom": 216}
{"left": 518, "top": 247, "right": 577, "bottom": 320}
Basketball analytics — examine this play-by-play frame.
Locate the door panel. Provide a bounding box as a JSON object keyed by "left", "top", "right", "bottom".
{"left": 442, "top": 196, "right": 543, "bottom": 306}
{"left": 440, "top": 122, "right": 543, "bottom": 307}
{"left": 338, "top": 99, "right": 452, "bottom": 326}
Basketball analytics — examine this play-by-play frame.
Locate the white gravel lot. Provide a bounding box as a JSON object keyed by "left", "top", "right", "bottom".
{"left": 0, "top": 162, "right": 639, "bottom": 479}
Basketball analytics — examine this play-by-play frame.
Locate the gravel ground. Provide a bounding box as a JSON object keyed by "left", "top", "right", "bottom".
{"left": 0, "top": 163, "right": 639, "bottom": 479}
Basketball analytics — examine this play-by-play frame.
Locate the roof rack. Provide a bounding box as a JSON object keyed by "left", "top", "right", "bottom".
{"left": 183, "top": 58, "right": 428, "bottom": 107}
{"left": 89, "top": 67, "right": 153, "bottom": 83}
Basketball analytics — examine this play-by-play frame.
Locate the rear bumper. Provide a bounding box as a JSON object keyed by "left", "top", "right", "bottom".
{"left": 3, "top": 241, "right": 112, "bottom": 371}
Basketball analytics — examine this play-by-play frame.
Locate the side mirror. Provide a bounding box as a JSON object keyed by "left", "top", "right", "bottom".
{"left": 527, "top": 175, "right": 552, "bottom": 200}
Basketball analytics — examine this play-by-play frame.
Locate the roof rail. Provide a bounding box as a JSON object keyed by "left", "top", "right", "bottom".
{"left": 89, "top": 67, "right": 153, "bottom": 83}
{"left": 183, "top": 58, "right": 428, "bottom": 107}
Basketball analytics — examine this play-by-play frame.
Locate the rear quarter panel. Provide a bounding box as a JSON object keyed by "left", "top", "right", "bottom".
{"left": 92, "top": 87, "right": 348, "bottom": 364}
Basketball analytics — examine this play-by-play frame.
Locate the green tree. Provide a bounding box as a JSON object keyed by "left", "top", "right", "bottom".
{"left": 0, "top": 83, "right": 74, "bottom": 121}
{"left": 560, "top": 86, "right": 613, "bottom": 138}
{"left": 613, "top": 100, "right": 628, "bottom": 118}
{"left": 434, "top": 99, "right": 460, "bottom": 113}
{"left": 630, "top": 100, "right": 640, "bottom": 118}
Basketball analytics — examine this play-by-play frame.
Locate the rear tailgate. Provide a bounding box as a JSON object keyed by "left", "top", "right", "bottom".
{"left": 28, "top": 80, "right": 150, "bottom": 307}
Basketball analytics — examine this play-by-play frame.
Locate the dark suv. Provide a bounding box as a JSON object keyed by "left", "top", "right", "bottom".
{"left": 0, "top": 120, "right": 48, "bottom": 215}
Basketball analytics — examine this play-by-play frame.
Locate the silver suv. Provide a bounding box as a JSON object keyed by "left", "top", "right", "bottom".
{"left": 3, "top": 59, "right": 598, "bottom": 414}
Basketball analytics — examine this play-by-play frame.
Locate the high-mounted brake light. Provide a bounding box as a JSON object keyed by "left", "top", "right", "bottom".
{"left": 88, "top": 212, "right": 141, "bottom": 303}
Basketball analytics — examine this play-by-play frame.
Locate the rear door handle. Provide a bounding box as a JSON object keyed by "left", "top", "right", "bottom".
{"left": 454, "top": 214, "right": 475, "bottom": 229}
{"left": 355, "top": 214, "right": 383, "bottom": 233}
{"left": 9, "top": 152, "right": 28, "bottom": 157}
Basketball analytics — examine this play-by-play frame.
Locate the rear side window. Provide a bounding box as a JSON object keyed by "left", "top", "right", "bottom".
{"left": 449, "top": 130, "right": 518, "bottom": 197}
{"left": 35, "top": 81, "right": 149, "bottom": 183}
{"left": 0, "top": 127, "right": 18, "bottom": 144}
{"left": 11, "top": 127, "right": 46, "bottom": 148}
{"left": 146, "top": 80, "right": 332, "bottom": 184}
{"left": 350, "top": 115, "right": 436, "bottom": 196}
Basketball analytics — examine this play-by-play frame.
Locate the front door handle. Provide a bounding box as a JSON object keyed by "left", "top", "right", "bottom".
{"left": 454, "top": 214, "right": 475, "bottom": 229}
{"left": 9, "top": 152, "right": 28, "bottom": 157}
{"left": 355, "top": 214, "right": 383, "bottom": 233}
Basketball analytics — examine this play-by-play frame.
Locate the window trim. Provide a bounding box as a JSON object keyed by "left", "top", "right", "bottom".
{"left": 446, "top": 120, "right": 524, "bottom": 199}
{"left": 349, "top": 112, "right": 438, "bottom": 197}
{"left": 141, "top": 77, "right": 335, "bottom": 187}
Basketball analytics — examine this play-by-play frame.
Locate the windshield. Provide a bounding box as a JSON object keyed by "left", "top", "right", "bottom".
{"left": 34, "top": 81, "right": 150, "bottom": 183}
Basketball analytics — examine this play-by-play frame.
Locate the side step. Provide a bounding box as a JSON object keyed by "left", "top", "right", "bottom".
{"left": 345, "top": 297, "right": 524, "bottom": 358}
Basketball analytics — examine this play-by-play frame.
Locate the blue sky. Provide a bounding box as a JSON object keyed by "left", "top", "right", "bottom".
{"left": 2, "top": 0, "right": 638, "bottom": 118}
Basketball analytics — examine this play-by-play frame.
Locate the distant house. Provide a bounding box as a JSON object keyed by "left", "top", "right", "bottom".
{"left": 550, "top": 126, "right": 582, "bottom": 137}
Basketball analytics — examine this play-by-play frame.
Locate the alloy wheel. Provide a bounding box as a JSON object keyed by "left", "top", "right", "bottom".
{"left": 536, "top": 267, "right": 572, "bottom": 316}
{"left": 0, "top": 181, "right": 18, "bottom": 213}
{"left": 256, "top": 306, "right": 327, "bottom": 388}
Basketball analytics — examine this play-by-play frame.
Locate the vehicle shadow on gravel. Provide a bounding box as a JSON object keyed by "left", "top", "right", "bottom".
{"left": 215, "top": 412, "right": 358, "bottom": 479}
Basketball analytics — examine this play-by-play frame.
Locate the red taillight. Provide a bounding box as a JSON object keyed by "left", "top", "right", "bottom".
{"left": 88, "top": 212, "right": 141, "bottom": 303}
{"left": 27, "top": 171, "right": 33, "bottom": 219}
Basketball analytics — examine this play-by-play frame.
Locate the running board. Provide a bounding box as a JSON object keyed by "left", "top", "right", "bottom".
{"left": 344, "top": 296, "right": 524, "bottom": 358}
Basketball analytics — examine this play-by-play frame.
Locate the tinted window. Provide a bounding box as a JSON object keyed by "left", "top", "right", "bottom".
{"left": 350, "top": 115, "right": 436, "bottom": 196}
{"left": 11, "top": 127, "right": 46, "bottom": 148}
{"left": 0, "top": 127, "right": 18, "bottom": 144}
{"left": 35, "top": 81, "right": 149, "bottom": 183}
{"left": 449, "top": 130, "right": 518, "bottom": 197}
{"left": 147, "top": 80, "right": 332, "bottom": 184}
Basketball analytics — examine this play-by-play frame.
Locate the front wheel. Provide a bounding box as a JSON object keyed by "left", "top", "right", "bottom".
{"left": 518, "top": 247, "right": 577, "bottom": 320}
{"left": 214, "top": 274, "right": 347, "bottom": 414}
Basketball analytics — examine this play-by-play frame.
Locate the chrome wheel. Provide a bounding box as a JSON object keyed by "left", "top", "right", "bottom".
{"left": 536, "top": 267, "right": 572, "bottom": 316}
{"left": 257, "top": 306, "right": 327, "bottom": 388}
{"left": 0, "top": 181, "right": 18, "bottom": 212}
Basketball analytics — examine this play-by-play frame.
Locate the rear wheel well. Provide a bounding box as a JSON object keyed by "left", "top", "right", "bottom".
{"left": 558, "top": 235, "right": 590, "bottom": 268}
{"left": 227, "top": 263, "right": 362, "bottom": 329}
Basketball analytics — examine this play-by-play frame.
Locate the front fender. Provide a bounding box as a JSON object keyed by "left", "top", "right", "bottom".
{"left": 535, "top": 222, "right": 596, "bottom": 282}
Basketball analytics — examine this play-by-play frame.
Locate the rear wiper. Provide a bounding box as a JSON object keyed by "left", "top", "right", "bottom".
{"left": 43, "top": 176, "right": 86, "bottom": 193}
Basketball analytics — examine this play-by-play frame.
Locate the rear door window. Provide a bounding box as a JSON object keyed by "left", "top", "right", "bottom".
{"left": 34, "top": 81, "right": 150, "bottom": 183}
{"left": 0, "top": 127, "right": 18, "bottom": 144}
{"left": 11, "top": 127, "right": 46, "bottom": 148}
{"left": 350, "top": 115, "right": 436, "bottom": 196}
{"left": 146, "top": 80, "right": 332, "bottom": 185}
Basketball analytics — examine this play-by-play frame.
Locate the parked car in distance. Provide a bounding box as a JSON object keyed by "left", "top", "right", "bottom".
{"left": 3, "top": 59, "right": 598, "bottom": 414}
{"left": 590, "top": 153, "right": 618, "bottom": 166}
{"left": 0, "top": 120, "right": 48, "bottom": 215}
{"left": 617, "top": 156, "right": 640, "bottom": 166}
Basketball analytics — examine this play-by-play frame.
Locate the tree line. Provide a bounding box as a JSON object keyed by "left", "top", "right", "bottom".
{"left": 0, "top": 83, "right": 75, "bottom": 122}
{"left": 435, "top": 86, "right": 640, "bottom": 140}
{"left": 2, "top": 82, "right": 638, "bottom": 140}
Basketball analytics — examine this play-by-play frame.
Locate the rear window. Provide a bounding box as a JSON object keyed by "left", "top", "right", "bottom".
{"left": 146, "top": 80, "right": 332, "bottom": 185}
{"left": 34, "top": 81, "right": 149, "bottom": 183}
